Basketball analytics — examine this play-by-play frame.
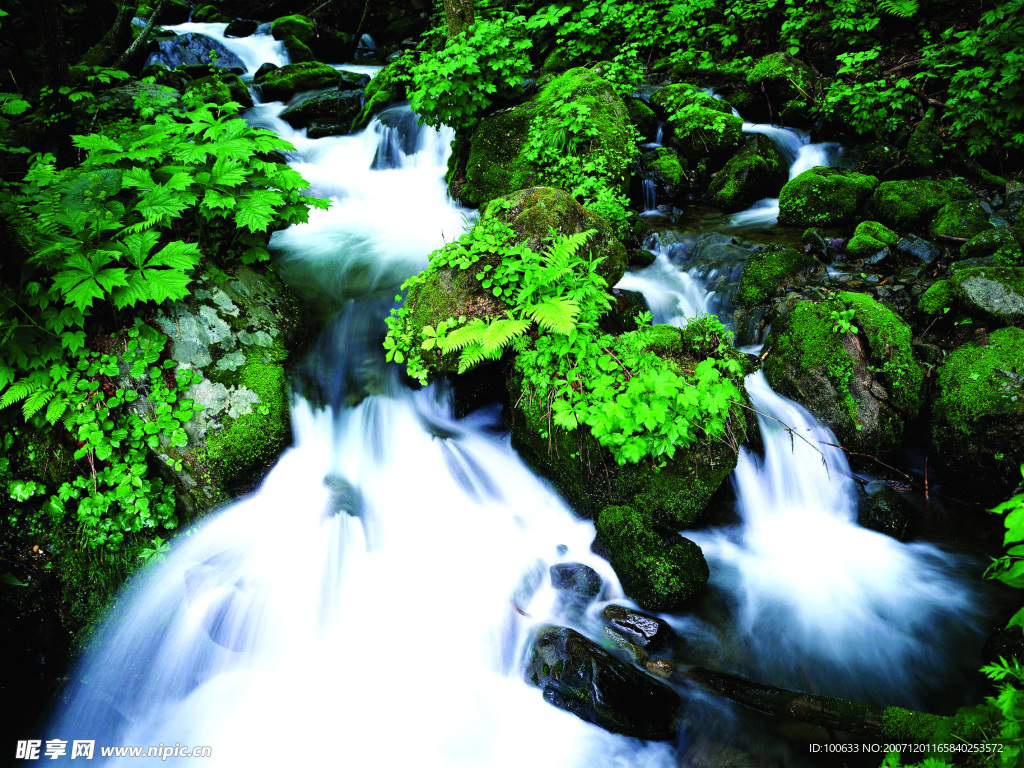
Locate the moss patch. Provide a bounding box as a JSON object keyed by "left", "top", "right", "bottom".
{"left": 353, "top": 57, "right": 413, "bottom": 130}
{"left": 778, "top": 167, "right": 879, "bottom": 227}
{"left": 961, "top": 227, "right": 1019, "bottom": 261}
{"left": 270, "top": 14, "right": 315, "bottom": 45}
{"left": 917, "top": 280, "right": 954, "bottom": 315}
{"left": 929, "top": 199, "right": 993, "bottom": 240}
{"left": 870, "top": 179, "right": 972, "bottom": 230}
{"left": 709, "top": 133, "right": 787, "bottom": 211}
{"left": 256, "top": 62, "right": 355, "bottom": 102}
{"left": 740, "top": 244, "right": 811, "bottom": 307}
{"left": 847, "top": 220, "right": 898, "bottom": 260}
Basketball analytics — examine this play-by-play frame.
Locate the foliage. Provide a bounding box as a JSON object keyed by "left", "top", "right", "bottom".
{"left": 830, "top": 307, "right": 859, "bottom": 335}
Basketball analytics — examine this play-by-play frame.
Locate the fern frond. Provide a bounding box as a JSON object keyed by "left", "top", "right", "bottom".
{"left": 526, "top": 298, "right": 580, "bottom": 335}
{"left": 878, "top": 0, "right": 918, "bottom": 17}
{"left": 480, "top": 318, "right": 530, "bottom": 354}
{"left": 440, "top": 320, "right": 488, "bottom": 353}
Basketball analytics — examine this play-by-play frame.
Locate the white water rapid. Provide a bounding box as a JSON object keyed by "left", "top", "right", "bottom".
{"left": 46, "top": 25, "right": 982, "bottom": 766}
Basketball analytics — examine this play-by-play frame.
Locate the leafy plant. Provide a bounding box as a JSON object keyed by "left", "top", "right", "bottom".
{"left": 830, "top": 307, "right": 859, "bottom": 335}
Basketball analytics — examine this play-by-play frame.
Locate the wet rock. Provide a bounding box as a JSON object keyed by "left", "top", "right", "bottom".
{"left": 270, "top": 14, "right": 315, "bottom": 45}
{"left": 254, "top": 62, "right": 278, "bottom": 80}
{"left": 857, "top": 483, "right": 912, "bottom": 540}
{"left": 895, "top": 234, "right": 941, "bottom": 266}
{"left": 550, "top": 563, "right": 602, "bottom": 618}
{"left": 526, "top": 625, "right": 683, "bottom": 741}
{"left": 353, "top": 57, "right": 412, "bottom": 130}
{"left": 645, "top": 658, "right": 674, "bottom": 678}
{"left": 600, "top": 289, "right": 651, "bottom": 334}
{"left": 629, "top": 249, "right": 657, "bottom": 268}
{"left": 641, "top": 146, "right": 689, "bottom": 206}
{"left": 952, "top": 266, "right": 1024, "bottom": 326}
{"left": 763, "top": 292, "right": 924, "bottom": 454}
{"left": 708, "top": 134, "right": 788, "bottom": 211}
{"left": 778, "top": 167, "right": 878, "bottom": 228}
{"left": 602, "top": 604, "right": 674, "bottom": 650}
{"left": 931, "top": 327, "right": 1024, "bottom": 500}
{"left": 603, "top": 627, "right": 649, "bottom": 664}
{"left": 625, "top": 97, "right": 658, "bottom": 141}
{"left": 256, "top": 62, "right": 367, "bottom": 102}
{"left": 225, "top": 19, "right": 258, "bottom": 38}
{"left": 147, "top": 32, "right": 245, "bottom": 73}
{"left": 653, "top": 84, "right": 742, "bottom": 164}
{"left": 739, "top": 244, "right": 810, "bottom": 307}
{"left": 961, "top": 227, "right": 1020, "bottom": 261}
{"left": 871, "top": 179, "right": 972, "bottom": 231}
{"left": 929, "top": 199, "right": 994, "bottom": 241}
{"left": 280, "top": 90, "right": 363, "bottom": 131}
{"left": 283, "top": 34, "right": 317, "bottom": 64}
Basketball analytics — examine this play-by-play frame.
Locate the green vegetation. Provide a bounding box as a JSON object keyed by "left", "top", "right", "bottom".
{"left": 739, "top": 245, "right": 810, "bottom": 307}
{"left": 778, "top": 167, "right": 878, "bottom": 227}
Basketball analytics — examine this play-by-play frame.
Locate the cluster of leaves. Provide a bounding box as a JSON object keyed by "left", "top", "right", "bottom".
{"left": 385, "top": 217, "right": 745, "bottom": 466}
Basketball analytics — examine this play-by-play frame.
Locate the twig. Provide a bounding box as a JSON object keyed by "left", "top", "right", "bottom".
{"left": 819, "top": 441, "right": 914, "bottom": 483}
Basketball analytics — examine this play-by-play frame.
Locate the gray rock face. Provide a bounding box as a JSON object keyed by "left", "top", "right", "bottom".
{"left": 526, "top": 626, "right": 683, "bottom": 741}
{"left": 896, "top": 234, "right": 941, "bottom": 266}
{"left": 147, "top": 33, "right": 246, "bottom": 73}
{"left": 953, "top": 267, "right": 1024, "bottom": 325}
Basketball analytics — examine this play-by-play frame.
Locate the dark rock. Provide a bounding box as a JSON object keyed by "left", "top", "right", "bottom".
{"left": 600, "top": 289, "right": 651, "bottom": 334}
{"left": 708, "top": 133, "right": 788, "bottom": 211}
{"left": 283, "top": 34, "right": 317, "bottom": 63}
{"left": 857, "top": 483, "right": 912, "bottom": 540}
{"left": 602, "top": 604, "right": 674, "bottom": 650}
{"left": 526, "top": 625, "right": 683, "bottom": 741}
{"left": 896, "top": 234, "right": 941, "bottom": 266}
{"left": 929, "top": 199, "right": 994, "bottom": 241}
{"left": 147, "top": 32, "right": 246, "bottom": 73}
{"left": 224, "top": 19, "right": 258, "bottom": 38}
{"left": 550, "top": 563, "right": 602, "bottom": 618}
{"left": 279, "top": 90, "right": 363, "bottom": 130}
{"left": 629, "top": 249, "right": 657, "bottom": 268}
{"left": 253, "top": 62, "right": 279, "bottom": 80}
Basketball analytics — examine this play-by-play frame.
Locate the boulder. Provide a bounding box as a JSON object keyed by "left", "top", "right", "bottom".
{"left": 739, "top": 244, "right": 811, "bottom": 307}
{"left": 929, "top": 199, "right": 994, "bottom": 241}
{"left": 279, "top": 90, "right": 363, "bottom": 131}
{"left": 602, "top": 604, "right": 675, "bottom": 650}
{"left": 708, "top": 133, "right": 788, "bottom": 211}
{"left": 526, "top": 626, "right": 682, "bottom": 741}
{"left": 224, "top": 19, "right": 258, "bottom": 38}
{"left": 256, "top": 62, "right": 366, "bottom": 102}
{"left": 931, "top": 327, "right": 1024, "bottom": 500}
{"left": 549, "top": 563, "right": 602, "bottom": 618}
{"left": 596, "top": 505, "right": 709, "bottom": 611}
{"left": 895, "top": 234, "right": 941, "bottom": 266}
{"left": 450, "top": 68, "right": 633, "bottom": 208}
{"left": 653, "top": 84, "right": 743, "bottom": 165}
{"left": 857, "top": 483, "right": 912, "bottom": 540}
{"left": 147, "top": 32, "right": 246, "bottom": 73}
{"left": 846, "top": 221, "right": 899, "bottom": 261}
{"left": 745, "top": 52, "right": 817, "bottom": 124}
{"left": 917, "top": 279, "right": 954, "bottom": 315}
{"left": 961, "top": 227, "right": 1020, "bottom": 261}
{"left": 270, "top": 14, "right": 315, "bottom": 45}
{"left": 184, "top": 73, "right": 252, "bottom": 108}
{"left": 778, "top": 167, "right": 878, "bottom": 227}
{"left": 870, "top": 179, "right": 972, "bottom": 230}
{"left": 191, "top": 4, "right": 229, "bottom": 22}
{"left": 353, "top": 57, "right": 412, "bottom": 130}
{"left": 641, "top": 147, "right": 688, "bottom": 206}
{"left": 625, "top": 97, "right": 658, "bottom": 142}
{"left": 951, "top": 267, "right": 1024, "bottom": 326}
{"left": 764, "top": 292, "right": 924, "bottom": 453}
{"left": 282, "top": 34, "right": 317, "bottom": 63}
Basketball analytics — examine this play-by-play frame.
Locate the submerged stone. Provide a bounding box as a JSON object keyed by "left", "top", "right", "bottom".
{"left": 602, "top": 604, "right": 675, "bottom": 650}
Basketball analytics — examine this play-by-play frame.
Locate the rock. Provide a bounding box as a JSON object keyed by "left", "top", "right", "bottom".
{"left": 353, "top": 57, "right": 412, "bottom": 130}
{"left": 895, "top": 234, "right": 941, "bottom": 267}
{"left": 929, "top": 199, "right": 994, "bottom": 241}
{"left": 602, "top": 604, "right": 674, "bottom": 650}
{"left": 153, "top": 0, "right": 191, "bottom": 25}
{"left": 641, "top": 147, "right": 688, "bottom": 206}
{"left": 279, "top": 90, "right": 363, "bottom": 131}
{"left": 871, "top": 179, "right": 972, "bottom": 230}
{"left": 224, "top": 18, "right": 258, "bottom": 38}
{"left": 739, "top": 244, "right": 811, "bottom": 307}
{"left": 629, "top": 249, "right": 657, "bottom": 268}
{"left": 550, "top": 563, "right": 602, "bottom": 618}
{"left": 951, "top": 267, "right": 1024, "bottom": 326}
{"left": 480, "top": 187, "right": 627, "bottom": 287}
{"left": 961, "top": 228, "right": 1021, "bottom": 261}
{"left": 653, "top": 84, "right": 743, "bottom": 164}
{"left": 526, "top": 625, "right": 683, "bottom": 741}
{"left": 282, "top": 34, "right": 317, "bottom": 63}
{"left": 764, "top": 292, "right": 924, "bottom": 453}
{"left": 931, "top": 327, "right": 1024, "bottom": 500}
{"left": 451, "top": 68, "right": 633, "bottom": 208}
{"left": 905, "top": 107, "right": 942, "bottom": 174}
{"left": 94, "top": 82, "right": 181, "bottom": 119}
{"left": 745, "top": 52, "right": 817, "bottom": 124}
{"left": 600, "top": 289, "right": 652, "bottom": 335}
{"left": 778, "top": 167, "right": 879, "bottom": 227}
{"left": 596, "top": 505, "right": 709, "bottom": 611}
{"left": 847, "top": 220, "right": 899, "bottom": 261}
{"left": 645, "top": 658, "right": 674, "bottom": 678}
{"left": 625, "top": 97, "right": 658, "bottom": 142}
{"left": 253, "top": 63, "right": 278, "bottom": 81}
{"left": 709, "top": 134, "right": 788, "bottom": 211}
{"left": 802, "top": 227, "right": 835, "bottom": 262}
{"left": 256, "top": 62, "right": 366, "bottom": 102}
{"left": 184, "top": 73, "right": 252, "bottom": 108}
{"left": 917, "top": 279, "right": 954, "bottom": 315}
{"left": 192, "top": 4, "right": 229, "bottom": 22}
{"left": 270, "top": 14, "right": 315, "bottom": 45}
{"left": 857, "top": 483, "right": 912, "bottom": 540}
{"left": 147, "top": 32, "right": 246, "bottom": 73}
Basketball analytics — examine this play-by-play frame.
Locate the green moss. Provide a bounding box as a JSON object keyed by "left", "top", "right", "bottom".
{"left": 186, "top": 73, "right": 252, "bottom": 108}
{"left": 206, "top": 343, "right": 291, "bottom": 488}
{"left": 540, "top": 48, "right": 572, "bottom": 74}
{"left": 917, "top": 279, "right": 954, "bottom": 314}
{"left": 708, "top": 134, "right": 787, "bottom": 211}
{"left": 647, "top": 148, "right": 684, "bottom": 187}
{"left": 746, "top": 52, "right": 815, "bottom": 123}
{"left": 961, "top": 227, "right": 1018, "bottom": 261}
{"left": 929, "top": 199, "right": 993, "bottom": 240}
{"left": 192, "top": 4, "right": 229, "bottom": 22}
{"left": 879, "top": 707, "right": 980, "bottom": 743}
{"left": 270, "top": 14, "right": 315, "bottom": 45}
{"left": 256, "top": 62, "right": 354, "bottom": 102}
{"left": 353, "top": 57, "right": 413, "bottom": 130}
{"left": 778, "top": 167, "right": 879, "bottom": 227}
{"left": 871, "top": 179, "right": 972, "bottom": 230}
{"left": 283, "top": 34, "right": 317, "bottom": 64}
{"left": 847, "top": 220, "right": 899, "bottom": 260}
{"left": 595, "top": 505, "right": 709, "bottom": 612}
{"left": 625, "top": 98, "right": 658, "bottom": 140}
{"left": 740, "top": 244, "right": 810, "bottom": 307}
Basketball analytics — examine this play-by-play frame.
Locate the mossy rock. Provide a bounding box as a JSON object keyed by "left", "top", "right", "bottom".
{"left": 256, "top": 62, "right": 361, "bottom": 102}
{"left": 917, "top": 280, "right": 954, "bottom": 315}
{"left": 961, "top": 227, "right": 1020, "bottom": 261}
{"left": 870, "top": 179, "right": 972, "bottom": 231}
{"left": 847, "top": 220, "right": 899, "bottom": 260}
{"left": 951, "top": 266, "right": 1024, "bottom": 326}
{"left": 708, "top": 133, "right": 788, "bottom": 211}
{"left": 539, "top": 48, "right": 574, "bottom": 74}
{"left": 641, "top": 147, "right": 688, "bottom": 204}
{"left": 184, "top": 73, "right": 252, "bottom": 108}
{"left": 764, "top": 292, "right": 924, "bottom": 453}
{"left": 651, "top": 84, "right": 741, "bottom": 165}
{"left": 906, "top": 107, "right": 942, "bottom": 174}
{"left": 595, "top": 505, "right": 709, "bottom": 612}
{"left": 625, "top": 97, "right": 658, "bottom": 142}
{"left": 283, "top": 34, "right": 317, "bottom": 63}
{"left": 931, "top": 327, "right": 1024, "bottom": 499}
{"left": 270, "top": 14, "right": 315, "bottom": 45}
{"left": 929, "top": 199, "right": 993, "bottom": 241}
{"left": 740, "top": 244, "right": 811, "bottom": 307}
{"left": 352, "top": 57, "right": 413, "bottom": 130}
{"left": 452, "top": 68, "right": 632, "bottom": 208}
{"left": 746, "top": 52, "right": 817, "bottom": 124}
{"left": 508, "top": 322, "right": 755, "bottom": 525}
{"left": 279, "top": 90, "right": 362, "bottom": 131}
{"left": 192, "top": 4, "right": 230, "bottom": 22}
{"left": 480, "top": 187, "right": 627, "bottom": 287}
{"left": 778, "top": 167, "right": 878, "bottom": 227}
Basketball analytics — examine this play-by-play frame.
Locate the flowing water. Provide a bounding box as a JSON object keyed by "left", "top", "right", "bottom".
{"left": 46, "top": 25, "right": 985, "bottom": 765}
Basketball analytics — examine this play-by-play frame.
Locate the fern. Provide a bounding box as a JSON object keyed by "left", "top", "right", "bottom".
{"left": 877, "top": 0, "right": 917, "bottom": 17}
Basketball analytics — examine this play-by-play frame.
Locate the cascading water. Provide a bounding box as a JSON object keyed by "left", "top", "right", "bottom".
{"left": 46, "top": 24, "right": 985, "bottom": 765}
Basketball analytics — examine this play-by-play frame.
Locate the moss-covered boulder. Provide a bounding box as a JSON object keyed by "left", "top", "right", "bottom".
{"left": 353, "top": 57, "right": 412, "bottom": 130}
{"left": 596, "top": 505, "right": 709, "bottom": 612}
{"left": 641, "top": 147, "right": 688, "bottom": 205}
{"left": 480, "top": 187, "right": 627, "bottom": 287}
{"left": 846, "top": 220, "right": 899, "bottom": 260}
{"left": 746, "top": 52, "right": 817, "bottom": 124}
{"left": 270, "top": 14, "right": 316, "bottom": 45}
{"left": 961, "top": 227, "right": 1020, "bottom": 261}
{"left": 931, "top": 327, "right": 1024, "bottom": 499}
{"left": 739, "top": 244, "right": 811, "bottom": 307}
{"left": 650, "top": 84, "right": 742, "bottom": 165}
{"left": 451, "top": 68, "right": 632, "bottom": 208}
{"left": 279, "top": 90, "right": 362, "bottom": 132}
{"left": 764, "top": 292, "right": 924, "bottom": 453}
{"left": 778, "top": 167, "right": 878, "bottom": 227}
{"left": 929, "top": 199, "right": 993, "bottom": 241}
{"left": 256, "top": 62, "right": 365, "bottom": 102}
{"left": 708, "top": 134, "right": 788, "bottom": 211}
{"left": 184, "top": 72, "right": 252, "bottom": 108}
{"left": 951, "top": 266, "right": 1024, "bottom": 326}
{"left": 870, "top": 179, "right": 972, "bottom": 230}
{"left": 150, "top": 267, "right": 310, "bottom": 513}
{"left": 625, "top": 97, "right": 658, "bottom": 142}
{"left": 282, "top": 34, "right": 317, "bottom": 63}
{"left": 917, "top": 279, "right": 954, "bottom": 315}
{"left": 192, "top": 4, "right": 229, "bottom": 22}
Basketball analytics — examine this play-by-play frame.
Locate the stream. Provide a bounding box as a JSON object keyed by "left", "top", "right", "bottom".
{"left": 46, "top": 25, "right": 986, "bottom": 766}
